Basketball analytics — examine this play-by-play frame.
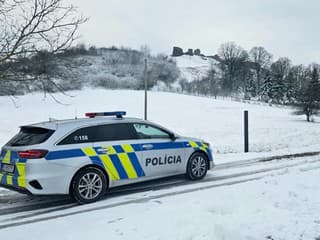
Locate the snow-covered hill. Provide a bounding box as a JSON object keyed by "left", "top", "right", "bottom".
{"left": 1, "top": 49, "right": 224, "bottom": 96}
{"left": 0, "top": 48, "right": 181, "bottom": 95}
{"left": 172, "top": 55, "right": 218, "bottom": 82}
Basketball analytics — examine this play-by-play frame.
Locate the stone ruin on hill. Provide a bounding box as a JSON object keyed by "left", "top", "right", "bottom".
{"left": 172, "top": 47, "right": 203, "bottom": 57}
{"left": 171, "top": 46, "right": 222, "bottom": 63}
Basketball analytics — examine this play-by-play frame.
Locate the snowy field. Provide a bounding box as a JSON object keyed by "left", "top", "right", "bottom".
{"left": 0, "top": 89, "right": 319, "bottom": 163}
{"left": 1, "top": 89, "right": 320, "bottom": 239}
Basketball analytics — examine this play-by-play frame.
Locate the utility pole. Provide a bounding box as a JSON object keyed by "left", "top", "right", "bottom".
{"left": 144, "top": 58, "right": 148, "bottom": 120}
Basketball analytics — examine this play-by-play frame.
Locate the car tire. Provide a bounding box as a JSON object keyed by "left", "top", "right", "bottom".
{"left": 186, "top": 152, "right": 208, "bottom": 180}
{"left": 71, "top": 167, "right": 107, "bottom": 204}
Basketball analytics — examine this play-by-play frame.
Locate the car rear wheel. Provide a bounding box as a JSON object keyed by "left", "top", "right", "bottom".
{"left": 71, "top": 167, "right": 107, "bottom": 204}
{"left": 186, "top": 152, "right": 208, "bottom": 180}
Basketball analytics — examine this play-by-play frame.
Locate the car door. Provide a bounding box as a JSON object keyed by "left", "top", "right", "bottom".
{"left": 131, "top": 123, "right": 187, "bottom": 178}
{"left": 91, "top": 123, "right": 145, "bottom": 182}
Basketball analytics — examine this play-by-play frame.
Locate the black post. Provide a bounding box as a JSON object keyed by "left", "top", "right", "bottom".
{"left": 244, "top": 110, "right": 249, "bottom": 153}
{"left": 144, "top": 59, "right": 148, "bottom": 120}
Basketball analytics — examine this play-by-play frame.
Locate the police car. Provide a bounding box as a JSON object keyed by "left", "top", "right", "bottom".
{"left": 0, "top": 111, "right": 214, "bottom": 204}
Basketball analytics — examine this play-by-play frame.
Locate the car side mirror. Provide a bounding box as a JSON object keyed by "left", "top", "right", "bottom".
{"left": 169, "top": 133, "right": 177, "bottom": 141}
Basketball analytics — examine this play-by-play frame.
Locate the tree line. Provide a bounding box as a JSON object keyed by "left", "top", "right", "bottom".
{"left": 181, "top": 42, "right": 320, "bottom": 121}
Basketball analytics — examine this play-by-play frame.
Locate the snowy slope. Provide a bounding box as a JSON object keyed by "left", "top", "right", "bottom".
{"left": 172, "top": 55, "right": 218, "bottom": 82}
{"left": 0, "top": 89, "right": 319, "bottom": 163}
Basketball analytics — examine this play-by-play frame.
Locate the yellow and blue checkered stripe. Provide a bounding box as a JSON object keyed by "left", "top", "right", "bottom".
{"left": 0, "top": 149, "right": 27, "bottom": 188}
{"left": 81, "top": 144, "right": 145, "bottom": 180}
{"left": 188, "top": 141, "right": 213, "bottom": 161}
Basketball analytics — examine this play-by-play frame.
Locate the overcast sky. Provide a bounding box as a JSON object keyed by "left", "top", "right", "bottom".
{"left": 69, "top": 0, "right": 320, "bottom": 65}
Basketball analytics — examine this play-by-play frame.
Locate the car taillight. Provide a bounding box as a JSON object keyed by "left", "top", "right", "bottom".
{"left": 18, "top": 150, "right": 48, "bottom": 159}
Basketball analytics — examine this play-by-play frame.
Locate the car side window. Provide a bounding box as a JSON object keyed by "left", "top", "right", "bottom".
{"left": 133, "top": 123, "right": 170, "bottom": 139}
{"left": 58, "top": 126, "right": 98, "bottom": 145}
{"left": 58, "top": 123, "right": 137, "bottom": 145}
{"left": 96, "top": 123, "right": 137, "bottom": 141}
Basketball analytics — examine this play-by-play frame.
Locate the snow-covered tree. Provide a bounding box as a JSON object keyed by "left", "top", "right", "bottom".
{"left": 285, "top": 69, "right": 299, "bottom": 103}
{"left": 260, "top": 72, "right": 274, "bottom": 101}
{"left": 294, "top": 67, "right": 320, "bottom": 121}
{"left": 270, "top": 58, "right": 291, "bottom": 103}
{"left": 249, "top": 46, "right": 273, "bottom": 95}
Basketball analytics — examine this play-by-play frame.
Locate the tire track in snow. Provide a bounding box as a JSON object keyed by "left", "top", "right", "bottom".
{"left": 0, "top": 156, "right": 319, "bottom": 230}
{"left": 0, "top": 152, "right": 319, "bottom": 216}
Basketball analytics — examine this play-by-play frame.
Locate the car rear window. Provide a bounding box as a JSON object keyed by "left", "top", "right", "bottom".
{"left": 6, "top": 127, "right": 55, "bottom": 146}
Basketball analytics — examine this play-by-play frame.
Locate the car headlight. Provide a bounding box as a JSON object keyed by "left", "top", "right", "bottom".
{"left": 203, "top": 141, "right": 210, "bottom": 147}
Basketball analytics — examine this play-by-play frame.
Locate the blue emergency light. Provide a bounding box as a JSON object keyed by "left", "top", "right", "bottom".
{"left": 85, "top": 111, "right": 126, "bottom": 118}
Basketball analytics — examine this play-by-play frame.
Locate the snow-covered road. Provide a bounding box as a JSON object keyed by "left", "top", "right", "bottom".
{"left": 0, "top": 154, "right": 320, "bottom": 239}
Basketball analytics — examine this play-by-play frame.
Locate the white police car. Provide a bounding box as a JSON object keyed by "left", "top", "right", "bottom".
{"left": 0, "top": 111, "right": 214, "bottom": 204}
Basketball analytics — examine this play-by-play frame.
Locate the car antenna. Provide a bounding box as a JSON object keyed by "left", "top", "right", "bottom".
{"left": 49, "top": 117, "right": 57, "bottom": 122}
{"left": 75, "top": 108, "right": 78, "bottom": 120}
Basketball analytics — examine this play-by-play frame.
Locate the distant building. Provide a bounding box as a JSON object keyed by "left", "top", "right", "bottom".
{"left": 185, "top": 48, "right": 194, "bottom": 56}
{"left": 172, "top": 46, "right": 215, "bottom": 59}
{"left": 194, "top": 49, "right": 201, "bottom": 56}
{"left": 172, "top": 47, "right": 184, "bottom": 57}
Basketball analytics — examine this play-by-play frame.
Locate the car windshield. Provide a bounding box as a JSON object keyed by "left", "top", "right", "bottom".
{"left": 6, "top": 127, "right": 54, "bottom": 147}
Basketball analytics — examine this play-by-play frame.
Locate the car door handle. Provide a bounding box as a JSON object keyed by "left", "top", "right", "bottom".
{"left": 96, "top": 148, "right": 109, "bottom": 154}
{"left": 142, "top": 144, "right": 153, "bottom": 150}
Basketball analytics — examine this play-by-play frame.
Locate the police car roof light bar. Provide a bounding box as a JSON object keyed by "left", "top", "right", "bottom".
{"left": 85, "top": 111, "right": 126, "bottom": 118}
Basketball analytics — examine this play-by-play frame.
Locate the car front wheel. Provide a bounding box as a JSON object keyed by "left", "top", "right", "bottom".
{"left": 71, "top": 167, "right": 107, "bottom": 204}
{"left": 186, "top": 152, "right": 208, "bottom": 180}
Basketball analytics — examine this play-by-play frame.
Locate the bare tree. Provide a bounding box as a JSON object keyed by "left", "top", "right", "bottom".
{"left": 0, "top": 0, "right": 87, "bottom": 63}
{"left": 0, "top": 0, "right": 87, "bottom": 97}
{"left": 207, "top": 63, "right": 219, "bottom": 98}
{"left": 218, "top": 42, "right": 248, "bottom": 94}
{"left": 249, "top": 46, "right": 273, "bottom": 95}
{"left": 140, "top": 44, "right": 151, "bottom": 59}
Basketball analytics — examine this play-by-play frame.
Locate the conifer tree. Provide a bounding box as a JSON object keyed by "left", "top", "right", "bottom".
{"left": 294, "top": 67, "right": 320, "bottom": 121}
